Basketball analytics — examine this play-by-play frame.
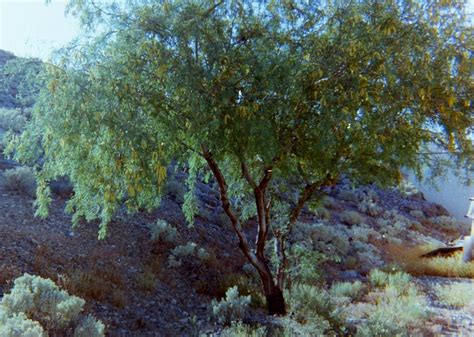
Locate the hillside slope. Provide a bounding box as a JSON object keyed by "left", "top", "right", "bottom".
{"left": 0, "top": 166, "right": 472, "bottom": 335}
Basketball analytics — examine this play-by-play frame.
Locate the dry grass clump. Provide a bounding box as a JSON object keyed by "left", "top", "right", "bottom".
{"left": 385, "top": 244, "right": 474, "bottom": 278}
{"left": 435, "top": 283, "right": 474, "bottom": 308}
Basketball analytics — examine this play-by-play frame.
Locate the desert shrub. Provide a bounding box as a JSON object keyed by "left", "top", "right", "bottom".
{"left": 353, "top": 242, "right": 384, "bottom": 272}
{"left": 0, "top": 310, "right": 46, "bottom": 337}
{"left": 396, "top": 179, "right": 421, "bottom": 198}
{"left": 292, "top": 223, "right": 349, "bottom": 257}
{"left": 430, "top": 215, "right": 458, "bottom": 230}
{"left": 1, "top": 166, "right": 36, "bottom": 196}
{"left": 73, "top": 315, "right": 105, "bottom": 337}
{"left": 163, "top": 175, "right": 186, "bottom": 203}
{"left": 368, "top": 269, "right": 390, "bottom": 288}
{"left": 274, "top": 316, "right": 328, "bottom": 337}
{"left": 211, "top": 286, "right": 251, "bottom": 325}
{"left": 312, "top": 207, "right": 331, "bottom": 220}
{"left": 340, "top": 211, "right": 363, "bottom": 226}
{"left": 435, "top": 283, "right": 474, "bottom": 308}
{"left": 369, "top": 269, "right": 411, "bottom": 293}
{"left": 286, "top": 283, "right": 346, "bottom": 335}
{"left": 337, "top": 189, "right": 359, "bottom": 203}
{"left": 322, "top": 196, "right": 337, "bottom": 209}
{"left": 147, "top": 219, "right": 177, "bottom": 243}
{"left": 220, "top": 321, "right": 267, "bottom": 337}
{"left": 350, "top": 224, "right": 377, "bottom": 242}
{"left": 358, "top": 270, "right": 428, "bottom": 336}
{"left": 409, "top": 210, "right": 425, "bottom": 219}
{"left": 357, "top": 198, "right": 382, "bottom": 217}
{"left": 0, "top": 274, "right": 104, "bottom": 336}
{"left": 377, "top": 210, "right": 415, "bottom": 242}
{"left": 167, "top": 242, "right": 210, "bottom": 268}
{"left": 330, "top": 281, "right": 364, "bottom": 302}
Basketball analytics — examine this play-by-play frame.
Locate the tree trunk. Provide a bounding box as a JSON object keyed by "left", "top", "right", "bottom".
{"left": 201, "top": 146, "right": 286, "bottom": 315}
{"left": 259, "top": 266, "right": 286, "bottom": 315}
{"left": 264, "top": 283, "right": 286, "bottom": 315}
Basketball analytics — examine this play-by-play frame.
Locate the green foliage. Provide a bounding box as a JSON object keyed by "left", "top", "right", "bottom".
{"left": 0, "top": 274, "right": 104, "bottom": 336}
{"left": 211, "top": 286, "right": 251, "bottom": 325}
{"left": 0, "top": 56, "right": 43, "bottom": 109}
{"left": 9, "top": 0, "right": 473, "bottom": 237}
{"left": 285, "top": 243, "right": 328, "bottom": 284}
{"left": 0, "top": 108, "right": 28, "bottom": 133}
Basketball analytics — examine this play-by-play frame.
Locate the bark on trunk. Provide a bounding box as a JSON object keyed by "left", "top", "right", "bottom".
{"left": 258, "top": 261, "right": 286, "bottom": 316}
{"left": 264, "top": 283, "right": 286, "bottom": 315}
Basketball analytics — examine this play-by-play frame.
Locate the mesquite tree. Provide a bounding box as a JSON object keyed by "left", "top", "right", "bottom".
{"left": 9, "top": 0, "right": 473, "bottom": 314}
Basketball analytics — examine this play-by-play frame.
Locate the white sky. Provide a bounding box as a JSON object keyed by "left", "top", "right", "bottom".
{"left": 0, "top": 0, "right": 473, "bottom": 60}
{"left": 0, "top": 0, "right": 80, "bottom": 60}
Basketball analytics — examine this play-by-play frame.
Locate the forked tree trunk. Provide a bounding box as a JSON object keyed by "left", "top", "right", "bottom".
{"left": 259, "top": 268, "right": 286, "bottom": 315}
{"left": 201, "top": 145, "right": 287, "bottom": 316}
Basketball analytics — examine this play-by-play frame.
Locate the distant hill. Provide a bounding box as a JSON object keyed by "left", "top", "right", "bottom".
{"left": 0, "top": 49, "right": 43, "bottom": 109}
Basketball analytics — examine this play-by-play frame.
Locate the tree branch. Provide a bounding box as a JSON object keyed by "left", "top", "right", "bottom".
{"left": 201, "top": 145, "right": 258, "bottom": 266}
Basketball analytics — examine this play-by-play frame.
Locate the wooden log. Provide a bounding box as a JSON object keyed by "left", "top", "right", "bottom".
{"left": 421, "top": 246, "right": 463, "bottom": 258}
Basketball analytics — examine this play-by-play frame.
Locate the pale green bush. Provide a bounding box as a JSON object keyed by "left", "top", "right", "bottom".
{"left": 435, "top": 283, "right": 474, "bottom": 308}
{"left": 368, "top": 269, "right": 390, "bottom": 288}
{"left": 0, "top": 310, "right": 45, "bottom": 337}
{"left": 358, "top": 270, "right": 428, "bottom": 336}
{"left": 147, "top": 219, "right": 177, "bottom": 243}
{"left": 409, "top": 210, "right": 425, "bottom": 219}
{"left": 274, "top": 316, "right": 328, "bottom": 337}
{"left": 220, "top": 321, "right": 267, "bottom": 337}
{"left": 286, "top": 284, "right": 346, "bottom": 334}
{"left": 330, "top": 281, "right": 364, "bottom": 302}
{"left": 341, "top": 211, "right": 363, "bottom": 226}
{"left": 337, "top": 189, "right": 359, "bottom": 202}
{"left": 1, "top": 166, "right": 36, "bottom": 196}
{"left": 430, "top": 216, "right": 458, "bottom": 230}
{"left": 211, "top": 286, "right": 251, "bottom": 325}
{"left": 0, "top": 274, "right": 104, "bottom": 336}
{"left": 313, "top": 207, "right": 331, "bottom": 220}
{"left": 357, "top": 198, "right": 382, "bottom": 217}
{"left": 167, "top": 242, "right": 210, "bottom": 267}
{"left": 73, "top": 315, "right": 106, "bottom": 337}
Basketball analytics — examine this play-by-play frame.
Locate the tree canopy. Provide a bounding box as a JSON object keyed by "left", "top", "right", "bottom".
{"left": 8, "top": 0, "right": 473, "bottom": 314}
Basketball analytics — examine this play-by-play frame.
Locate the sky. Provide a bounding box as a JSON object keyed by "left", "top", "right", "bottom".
{"left": 1, "top": 0, "right": 473, "bottom": 60}
{"left": 0, "top": 0, "right": 80, "bottom": 60}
